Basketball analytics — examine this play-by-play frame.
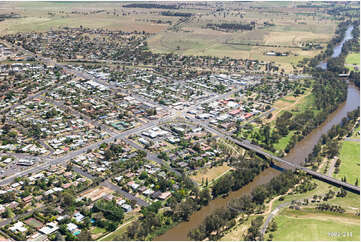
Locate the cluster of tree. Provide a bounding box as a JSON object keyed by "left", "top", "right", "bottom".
{"left": 103, "top": 143, "right": 124, "bottom": 160}
{"left": 316, "top": 203, "right": 345, "bottom": 213}
{"left": 0, "top": 13, "right": 20, "bottom": 22}
{"left": 326, "top": 6, "right": 360, "bottom": 19}
{"left": 120, "top": 175, "right": 201, "bottom": 240}
{"left": 312, "top": 72, "right": 347, "bottom": 111}
{"left": 294, "top": 177, "right": 318, "bottom": 194}
{"left": 121, "top": 195, "right": 200, "bottom": 240}
{"left": 92, "top": 199, "right": 124, "bottom": 221}
{"left": 188, "top": 207, "right": 237, "bottom": 240}
{"left": 160, "top": 11, "right": 192, "bottom": 17}
{"left": 189, "top": 171, "right": 299, "bottom": 240}
{"left": 211, "top": 154, "right": 269, "bottom": 197}
{"left": 123, "top": 3, "right": 178, "bottom": 9}
{"left": 206, "top": 22, "right": 255, "bottom": 31}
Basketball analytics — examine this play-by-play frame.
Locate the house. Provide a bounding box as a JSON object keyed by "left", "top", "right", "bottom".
{"left": 7, "top": 201, "right": 19, "bottom": 209}
{"left": 9, "top": 221, "right": 27, "bottom": 233}
{"left": 151, "top": 191, "right": 162, "bottom": 199}
{"left": 121, "top": 204, "right": 132, "bottom": 213}
{"left": 138, "top": 186, "right": 147, "bottom": 193}
{"left": 103, "top": 194, "right": 114, "bottom": 201}
{"left": 73, "top": 212, "right": 84, "bottom": 223}
{"left": 39, "top": 222, "right": 59, "bottom": 235}
{"left": 0, "top": 205, "right": 5, "bottom": 214}
{"left": 23, "top": 195, "right": 33, "bottom": 204}
{"left": 159, "top": 191, "right": 171, "bottom": 200}
{"left": 67, "top": 223, "right": 78, "bottom": 233}
{"left": 116, "top": 199, "right": 126, "bottom": 206}
{"left": 143, "top": 189, "right": 154, "bottom": 196}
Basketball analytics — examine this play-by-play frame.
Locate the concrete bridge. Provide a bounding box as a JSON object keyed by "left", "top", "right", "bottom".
{"left": 236, "top": 140, "right": 360, "bottom": 194}
{"left": 190, "top": 117, "right": 360, "bottom": 194}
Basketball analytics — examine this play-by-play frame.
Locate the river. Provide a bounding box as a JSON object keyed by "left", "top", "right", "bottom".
{"left": 318, "top": 25, "right": 354, "bottom": 70}
{"left": 155, "top": 26, "right": 359, "bottom": 241}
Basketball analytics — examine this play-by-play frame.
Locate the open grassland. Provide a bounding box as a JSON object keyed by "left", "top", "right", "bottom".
{"left": 272, "top": 209, "right": 360, "bottom": 241}
{"left": 346, "top": 53, "right": 360, "bottom": 65}
{"left": 190, "top": 164, "right": 232, "bottom": 185}
{"left": 345, "top": 52, "right": 360, "bottom": 71}
{"left": 334, "top": 140, "right": 360, "bottom": 186}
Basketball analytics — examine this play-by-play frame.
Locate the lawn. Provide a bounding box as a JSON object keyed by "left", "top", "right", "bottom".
{"left": 334, "top": 141, "right": 360, "bottom": 186}
{"left": 272, "top": 209, "right": 360, "bottom": 241}
{"left": 91, "top": 227, "right": 106, "bottom": 235}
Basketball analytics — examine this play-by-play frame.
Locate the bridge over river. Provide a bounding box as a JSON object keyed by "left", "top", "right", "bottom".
{"left": 190, "top": 117, "right": 360, "bottom": 194}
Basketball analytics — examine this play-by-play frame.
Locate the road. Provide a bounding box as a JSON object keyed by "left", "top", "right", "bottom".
{"left": 72, "top": 166, "right": 149, "bottom": 207}
{"left": 260, "top": 201, "right": 291, "bottom": 237}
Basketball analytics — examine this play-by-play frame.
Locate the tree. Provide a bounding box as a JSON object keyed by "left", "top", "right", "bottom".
{"left": 175, "top": 199, "right": 195, "bottom": 221}
{"left": 66, "top": 163, "right": 73, "bottom": 172}
{"left": 269, "top": 219, "right": 277, "bottom": 232}
{"left": 251, "top": 185, "right": 268, "bottom": 205}
{"left": 62, "top": 191, "right": 75, "bottom": 207}
{"left": 199, "top": 188, "right": 211, "bottom": 206}
{"left": 4, "top": 207, "right": 14, "bottom": 218}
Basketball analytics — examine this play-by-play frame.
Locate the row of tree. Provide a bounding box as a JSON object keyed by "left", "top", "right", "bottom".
{"left": 188, "top": 171, "right": 300, "bottom": 240}
{"left": 206, "top": 22, "right": 255, "bottom": 31}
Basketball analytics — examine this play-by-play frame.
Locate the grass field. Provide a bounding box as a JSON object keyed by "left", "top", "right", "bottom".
{"left": 273, "top": 130, "right": 295, "bottom": 152}
{"left": 272, "top": 209, "right": 360, "bottom": 241}
{"left": 334, "top": 140, "right": 360, "bottom": 186}
{"left": 190, "top": 164, "right": 232, "bottom": 185}
{"left": 346, "top": 53, "right": 360, "bottom": 65}
{"left": 345, "top": 53, "right": 360, "bottom": 71}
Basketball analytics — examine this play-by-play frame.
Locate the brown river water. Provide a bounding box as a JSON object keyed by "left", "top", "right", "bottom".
{"left": 155, "top": 84, "right": 360, "bottom": 241}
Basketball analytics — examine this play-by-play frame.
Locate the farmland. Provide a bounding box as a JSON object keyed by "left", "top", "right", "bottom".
{"left": 0, "top": 1, "right": 340, "bottom": 72}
